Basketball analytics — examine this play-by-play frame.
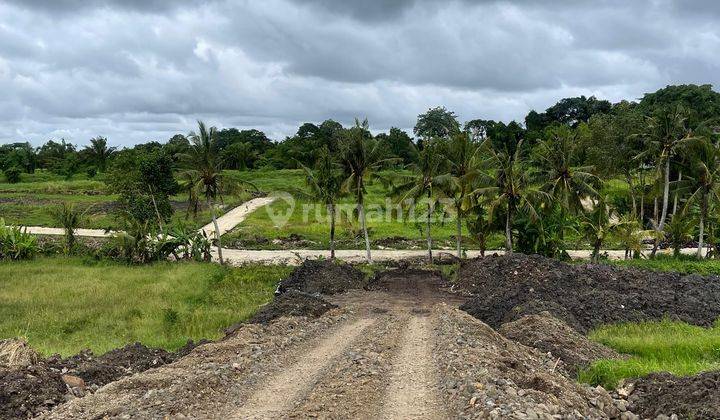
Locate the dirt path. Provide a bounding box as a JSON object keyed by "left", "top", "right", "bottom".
{"left": 218, "top": 247, "right": 710, "bottom": 265}
{"left": 381, "top": 315, "right": 446, "bottom": 419}
{"left": 200, "top": 196, "right": 275, "bottom": 237}
{"left": 11, "top": 196, "right": 275, "bottom": 239}
{"left": 42, "top": 268, "right": 634, "bottom": 419}
{"left": 233, "top": 317, "right": 375, "bottom": 419}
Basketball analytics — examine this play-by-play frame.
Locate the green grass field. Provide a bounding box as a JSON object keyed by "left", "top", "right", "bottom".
{"left": 0, "top": 170, "right": 246, "bottom": 230}
{"left": 0, "top": 257, "right": 292, "bottom": 356}
{"left": 223, "top": 169, "right": 509, "bottom": 249}
{"left": 608, "top": 255, "right": 720, "bottom": 276}
{"left": 1, "top": 169, "right": 633, "bottom": 250}
{"left": 579, "top": 256, "right": 720, "bottom": 388}
{"left": 580, "top": 319, "right": 720, "bottom": 388}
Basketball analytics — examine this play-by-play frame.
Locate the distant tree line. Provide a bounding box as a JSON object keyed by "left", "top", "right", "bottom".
{"left": 3, "top": 83, "right": 720, "bottom": 261}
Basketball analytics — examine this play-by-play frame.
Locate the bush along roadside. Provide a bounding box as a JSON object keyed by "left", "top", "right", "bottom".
{"left": 0, "top": 219, "right": 38, "bottom": 261}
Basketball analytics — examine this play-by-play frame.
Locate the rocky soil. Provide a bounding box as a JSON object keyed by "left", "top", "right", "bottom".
{"left": 277, "top": 259, "right": 367, "bottom": 295}
{"left": 5, "top": 255, "right": 720, "bottom": 419}
{"left": 498, "top": 312, "right": 623, "bottom": 374}
{"left": 0, "top": 338, "right": 195, "bottom": 419}
{"left": 623, "top": 371, "right": 720, "bottom": 419}
{"left": 458, "top": 253, "right": 720, "bottom": 333}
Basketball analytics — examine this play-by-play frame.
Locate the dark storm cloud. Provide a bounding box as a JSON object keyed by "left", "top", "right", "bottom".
{"left": 0, "top": 0, "right": 719, "bottom": 145}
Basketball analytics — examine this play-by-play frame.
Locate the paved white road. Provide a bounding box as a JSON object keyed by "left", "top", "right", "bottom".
{"left": 215, "top": 247, "right": 706, "bottom": 266}
{"left": 9, "top": 196, "right": 276, "bottom": 240}
{"left": 200, "top": 196, "right": 276, "bottom": 237}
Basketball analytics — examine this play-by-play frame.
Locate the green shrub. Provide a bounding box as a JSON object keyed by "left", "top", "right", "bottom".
{"left": 3, "top": 166, "right": 21, "bottom": 183}
{"left": 0, "top": 218, "right": 38, "bottom": 260}
{"left": 49, "top": 203, "right": 84, "bottom": 253}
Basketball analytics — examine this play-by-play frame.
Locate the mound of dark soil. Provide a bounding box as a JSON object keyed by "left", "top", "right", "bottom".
{"left": 48, "top": 343, "right": 175, "bottom": 387}
{"left": 228, "top": 290, "right": 337, "bottom": 330}
{"left": 277, "top": 259, "right": 366, "bottom": 295}
{"left": 459, "top": 253, "right": 720, "bottom": 333}
{"left": 626, "top": 371, "right": 720, "bottom": 419}
{"left": 0, "top": 339, "right": 202, "bottom": 418}
{"left": 498, "top": 312, "right": 623, "bottom": 374}
{"left": 367, "top": 268, "right": 447, "bottom": 293}
{"left": 0, "top": 364, "right": 66, "bottom": 419}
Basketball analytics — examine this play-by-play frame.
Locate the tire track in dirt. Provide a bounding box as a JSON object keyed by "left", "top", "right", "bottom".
{"left": 380, "top": 315, "right": 446, "bottom": 420}
{"left": 287, "top": 313, "right": 405, "bottom": 419}
{"left": 233, "top": 317, "right": 376, "bottom": 419}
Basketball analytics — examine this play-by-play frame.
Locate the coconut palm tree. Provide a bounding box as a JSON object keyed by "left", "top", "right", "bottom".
{"left": 340, "top": 119, "right": 398, "bottom": 263}
{"left": 664, "top": 213, "right": 695, "bottom": 257}
{"left": 441, "top": 132, "right": 487, "bottom": 258}
{"left": 394, "top": 139, "right": 449, "bottom": 263}
{"left": 297, "top": 147, "right": 344, "bottom": 259}
{"left": 533, "top": 129, "right": 600, "bottom": 215}
{"left": 177, "top": 171, "right": 201, "bottom": 219}
{"left": 50, "top": 203, "right": 85, "bottom": 253}
{"left": 475, "top": 140, "right": 547, "bottom": 253}
{"left": 640, "top": 105, "right": 692, "bottom": 255}
{"left": 84, "top": 136, "right": 116, "bottom": 172}
{"left": 179, "top": 121, "right": 227, "bottom": 264}
{"left": 677, "top": 136, "right": 720, "bottom": 258}
{"left": 581, "top": 194, "right": 617, "bottom": 263}
{"left": 613, "top": 214, "right": 645, "bottom": 260}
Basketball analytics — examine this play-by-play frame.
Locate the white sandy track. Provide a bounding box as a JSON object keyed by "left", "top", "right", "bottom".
{"left": 8, "top": 196, "right": 275, "bottom": 239}
{"left": 20, "top": 226, "right": 113, "bottom": 237}
{"left": 215, "top": 247, "right": 708, "bottom": 265}
{"left": 200, "top": 196, "right": 275, "bottom": 237}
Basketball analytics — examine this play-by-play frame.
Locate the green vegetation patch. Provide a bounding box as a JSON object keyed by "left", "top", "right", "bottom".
{"left": 608, "top": 255, "right": 720, "bottom": 276}
{"left": 579, "top": 319, "right": 720, "bottom": 388}
{"left": 0, "top": 257, "right": 292, "bottom": 356}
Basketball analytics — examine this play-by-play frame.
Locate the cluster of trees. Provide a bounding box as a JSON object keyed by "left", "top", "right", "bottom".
{"left": 300, "top": 84, "right": 720, "bottom": 262}
{"left": 3, "top": 83, "right": 720, "bottom": 262}
{"left": 0, "top": 137, "right": 116, "bottom": 182}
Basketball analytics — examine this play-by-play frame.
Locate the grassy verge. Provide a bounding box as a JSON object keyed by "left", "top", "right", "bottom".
{"left": 224, "top": 169, "right": 508, "bottom": 249}
{"left": 607, "top": 255, "right": 720, "bottom": 276}
{"left": 0, "top": 257, "right": 292, "bottom": 356}
{"left": 579, "top": 319, "right": 720, "bottom": 388}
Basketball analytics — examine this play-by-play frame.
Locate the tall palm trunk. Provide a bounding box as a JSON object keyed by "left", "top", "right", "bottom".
{"left": 148, "top": 185, "right": 164, "bottom": 234}
{"left": 672, "top": 171, "right": 682, "bottom": 216}
{"left": 698, "top": 194, "right": 707, "bottom": 259}
{"left": 329, "top": 203, "right": 336, "bottom": 260}
{"left": 426, "top": 191, "right": 433, "bottom": 264}
{"left": 358, "top": 195, "right": 371, "bottom": 263}
{"left": 208, "top": 197, "right": 224, "bottom": 265}
{"left": 456, "top": 203, "right": 462, "bottom": 259}
{"left": 505, "top": 207, "right": 513, "bottom": 253}
{"left": 652, "top": 158, "right": 671, "bottom": 257}
{"left": 626, "top": 174, "right": 636, "bottom": 217}
{"left": 659, "top": 158, "right": 671, "bottom": 230}
{"left": 592, "top": 239, "right": 602, "bottom": 263}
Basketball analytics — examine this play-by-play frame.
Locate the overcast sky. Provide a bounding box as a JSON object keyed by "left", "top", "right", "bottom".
{"left": 1, "top": 0, "right": 719, "bottom": 146}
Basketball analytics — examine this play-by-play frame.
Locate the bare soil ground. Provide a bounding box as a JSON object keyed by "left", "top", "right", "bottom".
{"left": 459, "top": 253, "right": 720, "bottom": 333}
{"left": 7, "top": 256, "right": 719, "bottom": 419}
{"left": 34, "top": 263, "right": 636, "bottom": 419}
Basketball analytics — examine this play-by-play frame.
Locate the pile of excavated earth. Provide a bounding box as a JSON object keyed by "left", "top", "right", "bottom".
{"left": 2, "top": 256, "right": 720, "bottom": 419}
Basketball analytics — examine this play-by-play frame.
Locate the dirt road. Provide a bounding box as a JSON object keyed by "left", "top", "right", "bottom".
{"left": 44, "top": 268, "right": 624, "bottom": 419}
{"left": 200, "top": 196, "right": 276, "bottom": 237}
{"left": 45, "top": 271, "right": 459, "bottom": 419}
